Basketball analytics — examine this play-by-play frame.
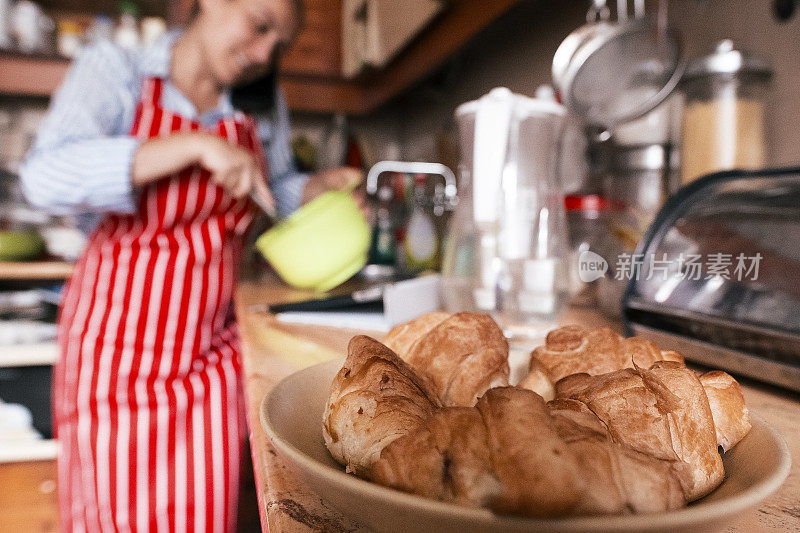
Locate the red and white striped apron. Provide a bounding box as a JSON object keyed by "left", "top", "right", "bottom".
{"left": 54, "top": 77, "right": 263, "bottom": 532}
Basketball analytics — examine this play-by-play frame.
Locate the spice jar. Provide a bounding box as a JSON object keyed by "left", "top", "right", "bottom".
{"left": 680, "top": 40, "right": 772, "bottom": 185}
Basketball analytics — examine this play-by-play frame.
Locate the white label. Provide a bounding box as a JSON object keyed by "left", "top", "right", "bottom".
{"left": 473, "top": 287, "right": 497, "bottom": 311}
{"left": 523, "top": 258, "right": 557, "bottom": 292}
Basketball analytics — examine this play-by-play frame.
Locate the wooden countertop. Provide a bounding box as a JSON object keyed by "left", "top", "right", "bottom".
{"left": 235, "top": 279, "right": 800, "bottom": 532}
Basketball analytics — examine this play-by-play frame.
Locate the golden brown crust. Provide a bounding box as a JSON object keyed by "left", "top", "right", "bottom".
{"left": 700, "top": 371, "right": 752, "bottom": 451}
{"left": 555, "top": 362, "right": 723, "bottom": 501}
{"left": 517, "top": 363, "right": 555, "bottom": 401}
{"left": 383, "top": 311, "right": 451, "bottom": 358}
{"left": 405, "top": 313, "right": 510, "bottom": 406}
{"left": 530, "top": 326, "right": 687, "bottom": 385}
{"left": 371, "top": 407, "right": 501, "bottom": 507}
{"left": 323, "top": 336, "right": 441, "bottom": 476}
{"left": 646, "top": 362, "right": 724, "bottom": 500}
{"left": 475, "top": 387, "right": 583, "bottom": 517}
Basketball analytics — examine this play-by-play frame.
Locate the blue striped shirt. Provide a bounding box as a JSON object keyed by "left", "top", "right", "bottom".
{"left": 21, "top": 31, "right": 308, "bottom": 231}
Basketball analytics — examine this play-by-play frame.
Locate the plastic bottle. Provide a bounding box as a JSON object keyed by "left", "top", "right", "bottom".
{"left": 404, "top": 174, "right": 439, "bottom": 271}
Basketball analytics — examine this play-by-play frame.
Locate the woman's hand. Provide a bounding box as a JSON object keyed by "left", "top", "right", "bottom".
{"left": 302, "top": 167, "right": 367, "bottom": 214}
{"left": 131, "top": 132, "right": 274, "bottom": 211}
{"left": 198, "top": 135, "right": 273, "bottom": 209}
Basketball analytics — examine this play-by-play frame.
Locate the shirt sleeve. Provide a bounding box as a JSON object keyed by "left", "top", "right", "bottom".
{"left": 259, "top": 90, "right": 308, "bottom": 218}
{"left": 20, "top": 42, "right": 141, "bottom": 216}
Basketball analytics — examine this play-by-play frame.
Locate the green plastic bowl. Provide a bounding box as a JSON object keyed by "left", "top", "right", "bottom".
{"left": 0, "top": 231, "right": 46, "bottom": 262}
{"left": 256, "top": 190, "right": 370, "bottom": 291}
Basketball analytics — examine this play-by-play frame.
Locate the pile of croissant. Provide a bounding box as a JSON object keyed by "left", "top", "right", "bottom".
{"left": 322, "top": 312, "right": 751, "bottom": 518}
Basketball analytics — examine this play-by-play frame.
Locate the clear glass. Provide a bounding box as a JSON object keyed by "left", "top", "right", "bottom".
{"left": 442, "top": 100, "right": 570, "bottom": 336}
{"left": 680, "top": 73, "right": 771, "bottom": 184}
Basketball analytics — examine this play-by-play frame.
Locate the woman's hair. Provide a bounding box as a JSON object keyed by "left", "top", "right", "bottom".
{"left": 231, "top": 59, "right": 279, "bottom": 114}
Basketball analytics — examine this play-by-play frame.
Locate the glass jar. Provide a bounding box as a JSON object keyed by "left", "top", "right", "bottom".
{"left": 564, "top": 195, "right": 622, "bottom": 307}
{"left": 680, "top": 40, "right": 772, "bottom": 185}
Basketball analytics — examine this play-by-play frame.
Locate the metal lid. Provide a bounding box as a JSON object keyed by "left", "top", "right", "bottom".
{"left": 684, "top": 40, "right": 772, "bottom": 79}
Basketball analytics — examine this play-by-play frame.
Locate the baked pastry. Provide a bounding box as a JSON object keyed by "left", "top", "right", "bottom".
{"left": 371, "top": 407, "right": 501, "bottom": 507}
{"left": 699, "top": 371, "right": 751, "bottom": 451}
{"left": 555, "top": 362, "right": 724, "bottom": 500}
{"left": 546, "top": 397, "right": 691, "bottom": 514}
{"left": 373, "top": 387, "right": 693, "bottom": 517}
{"left": 323, "top": 335, "right": 441, "bottom": 476}
{"left": 383, "top": 311, "right": 451, "bottom": 358}
{"left": 532, "top": 326, "right": 685, "bottom": 382}
{"left": 517, "top": 358, "right": 555, "bottom": 401}
{"left": 403, "top": 313, "right": 510, "bottom": 406}
{"left": 323, "top": 323, "right": 752, "bottom": 518}
{"left": 519, "top": 326, "right": 684, "bottom": 398}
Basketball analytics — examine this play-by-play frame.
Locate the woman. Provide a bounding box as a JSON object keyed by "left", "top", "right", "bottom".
{"left": 21, "top": 0, "right": 359, "bottom": 530}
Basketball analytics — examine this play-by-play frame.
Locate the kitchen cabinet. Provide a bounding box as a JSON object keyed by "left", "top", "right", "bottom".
{"left": 0, "top": 0, "right": 524, "bottom": 113}
{"left": 0, "top": 460, "right": 59, "bottom": 533}
{"left": 342, "top": 0, "right": 443, "bottom": 78}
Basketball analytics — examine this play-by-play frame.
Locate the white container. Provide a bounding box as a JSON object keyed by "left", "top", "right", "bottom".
{"left": 442, "top": 88, "right": 570, "bottom": 335}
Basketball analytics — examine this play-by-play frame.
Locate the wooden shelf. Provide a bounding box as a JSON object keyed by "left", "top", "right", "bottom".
{"left": 0, "top": 53, "right": 70, "bottom": 98}
{"left": 0, "top": 261, "right": 74, "bottom": 280}
{"left": 0, "top": 0, "right": 523, "bottom": 113}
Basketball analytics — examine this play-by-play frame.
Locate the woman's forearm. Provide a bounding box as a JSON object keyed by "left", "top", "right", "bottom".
{"left": 131, "top": 133, "right": 209, "bottom": 187}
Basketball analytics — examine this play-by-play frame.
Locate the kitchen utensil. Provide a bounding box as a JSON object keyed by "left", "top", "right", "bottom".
{"left": 680, "top": 40, "right": 772, "bottom": 185}
{"left": 261, "top": 359, "right": 790, "bottom": 533}
{"left": 623, "top": 166, "right": 800, "bottom": 392}
{"left": 249, "top": 190, "right": 277, "bottom": 220}
{"left": 553, "top": 0, "right": 684, "bottom": 130}
{"left": 255, "top": 188, "right": 370, "bottom": 291}
{"left": 263, "top": 275, "right": 441, "bottom": 333}
{"left": 442, "top": 87, "right": 569, "bottom": 333}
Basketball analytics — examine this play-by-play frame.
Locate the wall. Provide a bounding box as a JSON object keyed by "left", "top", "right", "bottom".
{"left": 377, "top": 0, "right": 800, "bottom": 168}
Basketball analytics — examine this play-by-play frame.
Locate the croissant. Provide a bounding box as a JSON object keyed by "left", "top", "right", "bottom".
{"left": 402, "top": 313, "right": 510, "bottom": 406}
{"left": 383, "top": 311, "right": 450, "bottom": 357}
{"left": 699, "top": 371, "right": 751, "bottom": 452}
{"left": 324, "top": 321, "right": 752, "bottom": 518}
{"left": 519, "top": 326, "right": 684, "bottom": 400}
{"left": 323, "top": 335, "right": 441, "bottom": 476}
{"left": 555, "top": 361, "right": 738, "bottom": 500}
{"left": 373, "top": 386, "right": 693, "bottom": 517}
{"left": 370, "top": 407, "right": 502, "bottom": 507}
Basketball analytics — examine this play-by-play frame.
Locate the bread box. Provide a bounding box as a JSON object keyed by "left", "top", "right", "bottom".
{"left": 622, "top": 167, "right": 800, "bottom": 392}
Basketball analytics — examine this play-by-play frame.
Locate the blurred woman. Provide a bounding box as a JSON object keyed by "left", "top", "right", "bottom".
{"left": 21, "top": 0, "right": 359, "bottom": 530}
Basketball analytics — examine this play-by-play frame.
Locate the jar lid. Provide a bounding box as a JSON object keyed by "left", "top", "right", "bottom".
{"left": 565, "top": 195, "right": 624, "bottom": 212}
{"left": 684, "top": 40, "right": 772, "bottom": 79}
